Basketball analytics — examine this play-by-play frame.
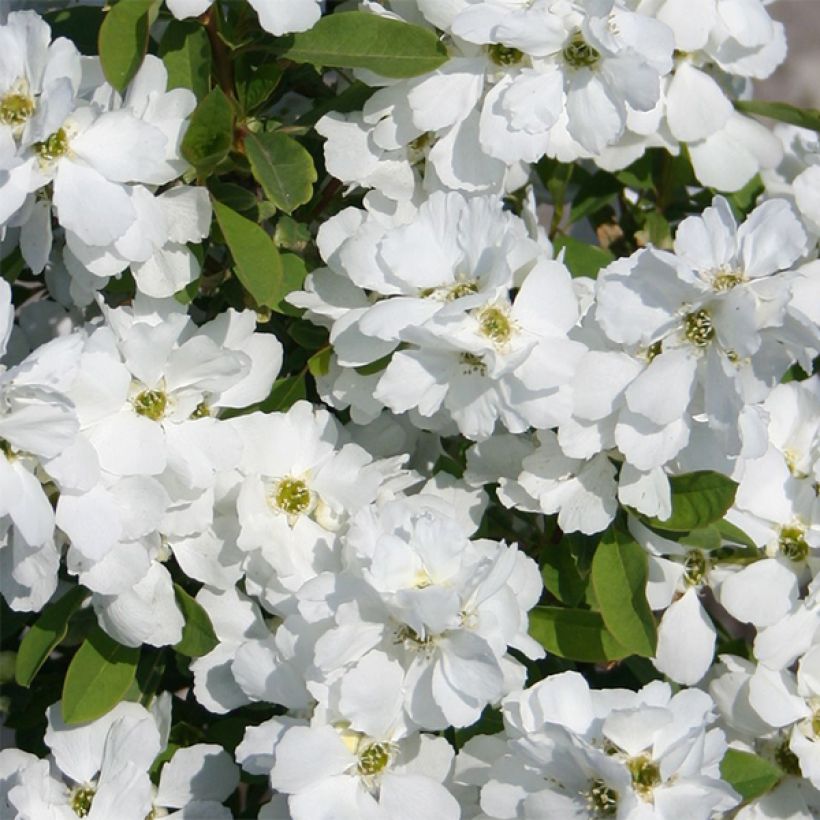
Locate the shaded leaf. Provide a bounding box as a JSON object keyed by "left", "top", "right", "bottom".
{"left": 182, "top": 87, "right": 235, "bottom": 175}
{"left": 62, "top": 627, "right": 139, "bottom": 724}
{"left": 173, "top": 585, "right": 218, "bottom": 658}
{"left": 260, "top": 374, "right": 307, "bottom": 412}
{"left": 15, "top": 587, "right": 88, "bottom": 687}
{"left": 159, "top": 19, "right": 211, "bottom": 100}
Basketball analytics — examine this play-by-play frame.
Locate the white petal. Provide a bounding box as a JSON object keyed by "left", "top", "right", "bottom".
{"left": 653, "top": 589, "right": 716, "bottom": 685}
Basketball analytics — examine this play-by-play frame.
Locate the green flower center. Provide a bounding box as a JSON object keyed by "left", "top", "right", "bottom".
{"left": 684, "top": 309, "right": 714, "bottom": 347}
{"left": 478, "top": 306, "right": 513, "bottom": 344}
{"left": 272, "top": 476, "right": 312, "bottom": 516}
{"left": 644, "top": 341, "right": 663, "bottom": 362}
{"left": 0, "top": 92, "right": 35, "bottom": 126}
{"left": 488, "top": 43, "right": 525, "bottom": 66}
{"left": 563, "top": 30, "right": 601, "bottom": 69}
{"left": 627, "top": 754, "right": 661, "bottom": 799}
{"left": 779, "top": 524, "right": 809, "bottom": 563}
{"left": 133, "top": 389, "right": 168, "bottom": 421}
{"left": 70, "top": 785, "right": 96, "bottom": 817}
{"left": 34, "top": 127, "right": 70, "bottom": 162}
{"left": 190, "top": 401, "right": 211, "bottom": 419}
{"left": 586, "top": 779, "right": 618, "bottom": 816}
{"left": 357, "top": 742, "right": 393, "bottom": 776}
{"left": 684, "top": 549, "right": 708, "bottom": 586}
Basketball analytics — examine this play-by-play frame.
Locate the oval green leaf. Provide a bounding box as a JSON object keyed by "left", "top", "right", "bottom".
{"left": 529, "top": 606, "right": 632, "bottom": 663}
{"left": 720, "top": 749, "right": 783, "bottom": 801}
{"left": 182, "top": 87, "right": 235, "bottom": 175}
{"left": 15, "top": 586, "right": 88, "bottom": 688}
{"left": 98, "top": 0, "right": 156, "bottom": 92}
{"left": 173, "top": 585, "right": 218, "bottom": 658}
{"left": 159, "top": 19, "right": 212, "bottom": 100}
{"left": 212, "top": 199, "right": 284, "bottom": 308}
{"left": 259, "top": 373, "right": 307, "bottom": 413}
{"left": 639, "top": 471, "right": 738, "bottom": 533}
{"left": 62, "top": 627, "right": 139, "bottom": 724}
{"left": 591, "top": 528, "right": 657, "bottom": 658}
{"left": 273, "top": 11, "right": 448, "bottom": 79}
{"left": 245, "top": 132, "right": 317, "bottom": 215}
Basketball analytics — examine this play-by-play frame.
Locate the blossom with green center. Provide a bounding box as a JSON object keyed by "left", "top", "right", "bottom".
{"left": 711, "top": 267, "right": 746, "bottom": 292}
{"left": 562, "top": 30, "right": 601, "bottom": 69}
{"left": 478, "top": 305, "right": 513, "bottom": 345}
{"left": 271, "top": 476, "right": 313, "bottom": 516}
{"left": 0, "top": 91, "right": 35, "bottom": 126}
{"left": 132, "top": 388, "right": 168, "bottom": 421}
{"left": 586, "top": 779, "right": 618, "bottom": 816}
{"left": 487, "top": 43, "right": 525, "bottom": 67}
{"left": 34, "top": 127, "right": 70, "bottom": 163}
{"left": 684, "top": 549, "right": 708, "bottom": 586}
{"left": 69, "top": 784, "right": 95, "bottom": 817}
{"left": 627, "top": 754, "right": 661, "bottom": 799}
{"left": 779, "top": 524, "right": 809, "bottom": 563}
{"left": 683, "top": 309, "right": 714, "bottom": 347}
{"left": 357, "top": 742, "right": 393, "bottom": 776}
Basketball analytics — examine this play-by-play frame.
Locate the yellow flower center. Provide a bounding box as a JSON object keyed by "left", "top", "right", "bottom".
{"left": 478, "top": 305, "right": 513, "bottom": 345}
{"left": 271, "top": 476, "right": 313, "bottom": 516}
{"left": 779, "top": 524, "right": 809, "bottom": 563}
{"left": 0, "top": 91, "right": 35, "bottom": 126}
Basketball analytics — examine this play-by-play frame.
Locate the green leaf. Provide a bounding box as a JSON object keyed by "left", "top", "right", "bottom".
{"left": 308, "top": 347, "right": 332, "bottom": 378}
{"left": 182, "top": 87, "right": 235, "bottom": 175}
{"left": 173, "top": 585, "right": 218, "bottom": 658}
{"left": 159, "top": 19, "right": 211, "bottom": 100}
{"left": 735, "top": 99, "right": 820, "bottom": 134}
{"left": 553, "top": 235, "right": 614, "bottom": 278}
{"left": 540, "top": 542, "right": 588, "bottom": 608}
{"left": 273, "top": 252, "right": 309, "bottom": 316}
{"left": 209, "top": 180, "right": 259, "bottom": 216}
{"left": 212, "top": 199, "right": 284, "bottom": 308}
{"left": 288, "top": 319, "right": 329, "bottom": 350}
{"left": 273, "top": 11, "right": 448, "bottom": 79}
{"left": 529, "top": 606, "right": 632, "bottom": 663}
{"left": 15, "top": 587, "right": 88, "bottom": 687}
{"left": 720, "top": 749, "right": 782, "bottom": 801}
{"left": 245, "top": 132, "right": 318, "bottom": 215}
{"left": 591, "top": 528, "right": 657, "bottom": 658}
{"left": 98, "top": 0, "right": 155, "bottom": 93}
{"left": 639, "top": 471, "right": 738, "bottom": 533}
{"left": 62, "top": 627, "right": 139, "bottom": 724}
{"left": 260, "top": 374, "right": 307, "bottom": 412}
{"left": 236, "top": 59, "right": 283, "bottom": 114}
{"left": 714, "top": 518, "right": 758, "bottom": 550}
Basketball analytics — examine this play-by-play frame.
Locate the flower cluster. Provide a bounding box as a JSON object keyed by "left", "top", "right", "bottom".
{"left": 0, "top": 2, "right": 818, "bottom": 819}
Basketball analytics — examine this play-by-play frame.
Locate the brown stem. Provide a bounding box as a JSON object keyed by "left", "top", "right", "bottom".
{"left": 202, "top": 4, "right": 234, "bottom": 97}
